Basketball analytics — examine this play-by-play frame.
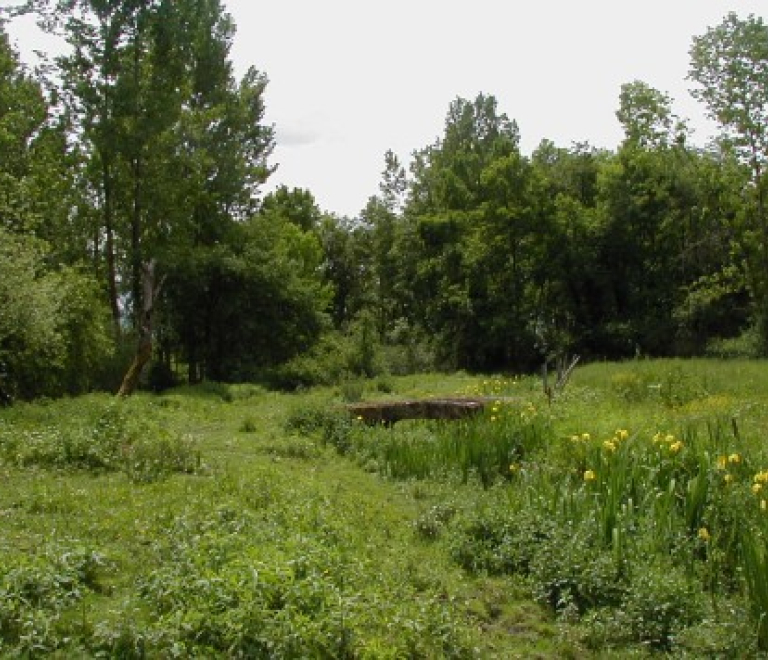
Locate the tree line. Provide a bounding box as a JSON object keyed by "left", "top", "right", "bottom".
{"left": 1, "top": 3, "right": 767, "bottom": 400}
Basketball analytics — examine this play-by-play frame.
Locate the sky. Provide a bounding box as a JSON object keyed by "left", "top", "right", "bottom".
{"left": 5, "top": 0, "right": 768, "bottom": 217}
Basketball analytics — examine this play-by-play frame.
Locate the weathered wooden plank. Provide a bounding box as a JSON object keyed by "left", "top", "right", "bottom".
{"left": 347, "top": 397, "right": 493, "bottom": 426}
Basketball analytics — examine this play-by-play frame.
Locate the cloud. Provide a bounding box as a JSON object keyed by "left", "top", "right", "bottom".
{"left": 276, "top": 125, "right": 323, "bottom": 148}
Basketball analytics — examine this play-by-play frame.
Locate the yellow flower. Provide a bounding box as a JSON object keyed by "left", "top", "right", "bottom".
{"left": 755, "top": 471, "right": 768, "bottom": 484}
{"left": 665, "top": 434, "right": 675, "bottom": 443}
{"left": 581, "top": 433, "right": 591, "bottom": 441}
{"left": 753, "top": 483, "right": 763, "bottom": 495}
{"left": 728, "top": 453, "right": 741, "bottom": 464}
{"left": 490, "top": 416, "right": 497, "bottom": 422}
{"left": 762, "top": 499, "right": 767, "bottom": 512}
{"left": 652, "top": 432, "right": 663, "bottom": 444}
{"left": 669, "top": 441, "right": 683, "bottom": 454}
{"left": 356, "top": 416, "right": 363, "bottom": 421}
{"left": 697, "top": 527, "right": 710, "bottom": 542}
{"left": 509, "top": 463, "right": 519, "bottom": 473}
{"left": 716, "top": 455, "right": 728, "bottom": 470}
{"left": 724, "top": 473, "right": 734, "bottom": 484}
{"left": 584, "top": 470, "right": 596, "bottom": 482}
{"left": 616, "top": 429, "right": 629, "bottom": 441}
{"left": 571, "top": 435, "right": 581, "bottom": 442}
{"left": 603, "top": 440, "right": 617, "bottom": 452}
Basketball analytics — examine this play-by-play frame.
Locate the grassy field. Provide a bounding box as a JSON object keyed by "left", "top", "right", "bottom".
{"left": 2, "top": 360, "right": 768, "bottom": 657}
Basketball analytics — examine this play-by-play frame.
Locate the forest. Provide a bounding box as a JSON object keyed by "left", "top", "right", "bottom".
{"left": 0, "top": 3, "right": 767, "bottom": 399}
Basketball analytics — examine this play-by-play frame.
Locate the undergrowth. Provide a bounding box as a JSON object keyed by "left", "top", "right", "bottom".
{"left": 5, "top": 361, "right": 768, "bottom": 657}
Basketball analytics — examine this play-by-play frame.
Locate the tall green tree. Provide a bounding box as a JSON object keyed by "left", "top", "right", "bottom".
{"left": 0, "top": 25, "right": 112, "bottom": 400}
{"left": 690, "top": 12, "right": 768, "bottom": 349}
{"left": 24, "top": 0, "right": 278, "bottom": 386}
{"left": 405, "top": 94, "right": 552, "bottom": 369}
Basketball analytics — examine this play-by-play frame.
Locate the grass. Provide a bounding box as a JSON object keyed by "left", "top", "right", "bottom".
{"left": 2, "top": 359, "right": 768, "bottom": 656}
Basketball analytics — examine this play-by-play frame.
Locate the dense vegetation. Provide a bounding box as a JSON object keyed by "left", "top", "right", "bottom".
{"left": 1, "top": 361, "right": 768, "bottom": 656}
{"left": 1, "top": 4, "right": 768, "bottom": 400}
{"left": 3, "top": 5, "right": 768, "bottom": 657}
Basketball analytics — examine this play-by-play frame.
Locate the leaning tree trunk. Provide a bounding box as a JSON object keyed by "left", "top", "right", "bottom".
{"left": 118, "top": 259, "right": 164, "bottom": 396}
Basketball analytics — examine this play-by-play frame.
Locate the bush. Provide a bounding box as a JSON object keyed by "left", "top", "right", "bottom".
{"left": 0, "top": 399, "right": 202, "bottom": 482}
{"left": 147, "top": 360, "right": 178, "bottom": 393}
{"left": 449, "top": 506, "right": 556, "bottom": 575}
{"left": 529, "top": 525, "right": 627, "bottom": 614}
{"left": 623, "top": 561, "right": 704, "bottom": 650}
{"left": 285, "top": 402, "right": 356, "bottom": 454}
{"left": 706, "top": 326, "right": 762, "bottom": 359}
{"left": 269, "top": 333, "right": 351, "bottom": 389}
{"left": 0, "top": 544, "right": 106, "bottom": 655}
{"left": 414, "top": 503, "right": 456, "bottom": 541}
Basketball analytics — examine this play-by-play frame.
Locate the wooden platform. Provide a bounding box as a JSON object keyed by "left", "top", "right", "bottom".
{"left": 346, "top": 397, "right": 498, "bottom": 426}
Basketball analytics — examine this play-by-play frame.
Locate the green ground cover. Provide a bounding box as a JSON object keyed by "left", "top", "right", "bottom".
{"left": 2, "top": 361, "right": 768, "bottom": 657}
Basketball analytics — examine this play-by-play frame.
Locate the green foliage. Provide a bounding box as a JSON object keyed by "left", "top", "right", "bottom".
{"left": 284, "top": 400, "right": 356, "bottom": 454}
{"left": 623, "top": 561, "right": 704, "bottom": 650}
{"left": 3, "top": 363, "right": 768, "bottom": 655}
{"left": 706, "top": 324, "right": 763, "bottom": 358}
{"left": 290, "top": 399, "right": 553, "bottom": 488}
{"left": 690, "top": 12, "right": 768, "bottom": 351}
{"left": 0, "top": 230, "right": 114, "bottom": 401}
{"left": 0, "top": 398, "right": 201, "bottom": 482}
{"left": 0, "top": 544, "right": 106, "bottom": 655}
{"left": 270, "top": 319, "right": 390, "bottom": 391}
{"left": 414, "top": 503, "right": 457, "bottom": 541}
{"left": 741, "top": 523, "right": 768, "bottom": 650}
{"left": 122, "top": 509, "right": 474, "bottom": 658}
{"left": 165, "top": 214, "right": 331, "bottom": 384}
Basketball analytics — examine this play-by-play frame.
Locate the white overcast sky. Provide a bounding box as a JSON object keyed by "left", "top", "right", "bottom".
{"left": 5, "top": 0, "right": 768, "bottom": 217}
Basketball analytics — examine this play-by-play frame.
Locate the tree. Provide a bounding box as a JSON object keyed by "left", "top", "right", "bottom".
{"left": 617, "top": 81, "right": 687, "bottom": 149}
{"left": 163, "top": 212, "right": 330, "bottom": 383}
{"left": 690, "top": 13, "right": 768, "bottom": 349}
{"left": 22, "top": 0, "right": 277, "bottom": 388}
{"left": 260, "top": 185, "right": 321, "bottom": 232}
{"left": 0, "top": 22, "right": 57, "bottom": 234}
{"left": 405, "top": 93, "right": 552, "bottom": 369}
{"left": 358, "top": 151, "right": 409, "bottom": 337}
{"left": 0, "top": 228, "right": 112, "bottom": 401}
{"left": 0, "top": 23, "right": 112, "bottom": 401}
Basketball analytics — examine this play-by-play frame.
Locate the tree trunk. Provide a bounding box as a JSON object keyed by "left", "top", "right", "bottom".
{"left": 118, "top": 259, "right": 164, "bottom": 396}
{"left": 103, "top": 162, "right": 121, "bottom": 338}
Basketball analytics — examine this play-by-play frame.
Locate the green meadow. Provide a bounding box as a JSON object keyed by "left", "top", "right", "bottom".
{"left": 3, "top": 359, "right": 768, "bottom": 657}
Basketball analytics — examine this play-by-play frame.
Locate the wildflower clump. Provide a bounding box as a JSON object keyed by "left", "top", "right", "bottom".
{"left": 652, "top": 431, "right": 685, "bottom": 456}
{"left": 752, "top": 470, "right": 768, "bottom": 500}
{"left": 601, "top": 428, "right": 631, "bottom": 454}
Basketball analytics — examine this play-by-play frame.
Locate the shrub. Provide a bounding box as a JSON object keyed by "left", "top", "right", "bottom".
{"left": 449, "top": 506, "right": 556, "bottom": 576}
{"left": 610, "top": 371, "right": 654, "bottom": 403}
{"left": 414, "top": 503, "right": 456, "bottom": 541}
{"left": 529, "top": 525, "right": 627, "bottom": 614}
{"left": 623, "top": 560, "right": 704, "bottom": 650}
{"left": 269, "top": 333, "right": 352, "bottom": 389}
{"left": 0, "top": 545, "right": 106, "bottom": 655}
{"left": 0, "top": 400, "right": 202, "bottom": 482}
{"left": 285, "top": 402, "right": 356, "bottom": 454}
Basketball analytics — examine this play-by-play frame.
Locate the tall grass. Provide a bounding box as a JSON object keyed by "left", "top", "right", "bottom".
{"left": 345, "top": 401, "right": 552, "bottom": 487}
